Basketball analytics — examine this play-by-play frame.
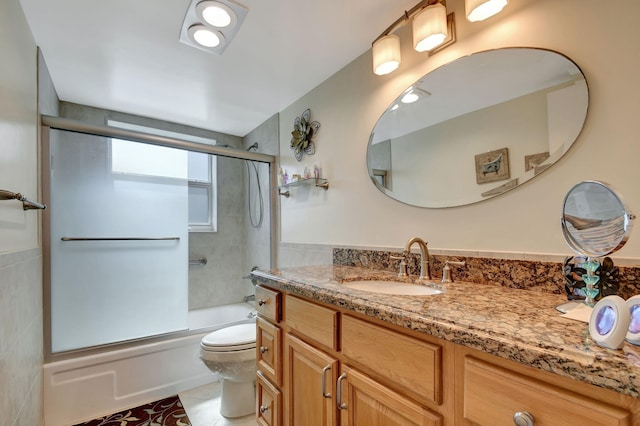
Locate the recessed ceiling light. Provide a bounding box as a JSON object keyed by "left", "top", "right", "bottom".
{"left": 179, "top": 0, "right": 248, "bottom": 55}
{"left": 196, "top": 1, "right": 237, "bottom": 28}
{"left": 188, "top": 24, "right": 224, "bottom": 48}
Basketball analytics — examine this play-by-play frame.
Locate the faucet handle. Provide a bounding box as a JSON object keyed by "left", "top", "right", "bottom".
{"left": 441, "top": 261, "right": 466, "bottom": 283}
{"left": 390, "top": 253, "right": 409, "bottom": 277}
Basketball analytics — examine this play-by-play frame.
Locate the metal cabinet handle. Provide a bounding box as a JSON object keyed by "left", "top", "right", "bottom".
{"left": 513, "top": 411, "right": 534, "bottom": 426}
{"left": 321, "top": 365, "right": 332, "bottom": 398}
{"left": 259, "top": 346, "right": 269, "bottom": 354}
{"left": 259, "top": 405, "right": 269, "bottom": 414}
{"left": 258, "top": 299, "right": 267, "bottom": 306}
{"left": 336, "top": 373, "right": 347, "bottom": 410}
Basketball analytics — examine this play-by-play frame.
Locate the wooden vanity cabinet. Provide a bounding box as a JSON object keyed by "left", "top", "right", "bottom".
{"left": 255, "top": 285, "right": 283, "bottom": 426}
{"left": 283, "top": 295, "right": 449, "bottom": 425}
{"left": 258, "top": 285, "right": 640, "bottom": 426}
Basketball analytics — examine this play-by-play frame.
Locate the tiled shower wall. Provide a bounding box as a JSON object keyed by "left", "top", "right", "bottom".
{"left": 0, "top": 250, "right": 43, "bottom": 426}
{"left": 0, "top": 0, "right": 45, "bottom": 424}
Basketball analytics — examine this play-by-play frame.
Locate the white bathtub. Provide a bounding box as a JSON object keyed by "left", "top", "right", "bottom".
{"left": 43, "top": 302, "right": 256, "bottom": 426}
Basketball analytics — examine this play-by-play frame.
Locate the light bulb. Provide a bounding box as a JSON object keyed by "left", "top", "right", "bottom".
{"left": 189, "top": 25, "right": 222, "bottom": 47}
{"left": 466, "top": 0, "right": 508, "bottom": 22}
{"left": 372, "top": 34, "right": 401, "bottom": 75}
{"left": 413, "top": 2, "right": 447, "bottom": 52}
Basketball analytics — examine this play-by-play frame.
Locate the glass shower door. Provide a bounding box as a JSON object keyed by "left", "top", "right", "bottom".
{"left": 49, "top": 129, "right": 189, "bottom": 353}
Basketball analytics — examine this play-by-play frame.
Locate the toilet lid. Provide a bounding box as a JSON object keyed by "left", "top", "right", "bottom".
{"left": 201, "top": 323, "right": 256, "bottom": 351}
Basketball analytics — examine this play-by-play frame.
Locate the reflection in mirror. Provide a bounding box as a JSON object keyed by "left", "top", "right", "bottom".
{"left": 561, "top": 181, "right": 635, "bottom": 257}
{"left": 368, "top": 48, "right": 589, "bottom": 208}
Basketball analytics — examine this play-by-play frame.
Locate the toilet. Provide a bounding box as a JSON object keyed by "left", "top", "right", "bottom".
{"left": 199, "top": 322, "right": 257, "bottom": 418}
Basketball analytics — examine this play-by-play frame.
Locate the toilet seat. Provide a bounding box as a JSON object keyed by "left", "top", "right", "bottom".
{"left": 201, "top": 323, "right": 256, "bottom": 352}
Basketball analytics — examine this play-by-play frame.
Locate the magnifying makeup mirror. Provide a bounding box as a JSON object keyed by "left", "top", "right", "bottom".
{"left": 561, "top": 181, "right": 634, "bottom": 257}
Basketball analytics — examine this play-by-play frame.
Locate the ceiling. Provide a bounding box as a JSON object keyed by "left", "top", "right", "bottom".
{"left": 19, "top": 0, "right": 418, "bottom": 137}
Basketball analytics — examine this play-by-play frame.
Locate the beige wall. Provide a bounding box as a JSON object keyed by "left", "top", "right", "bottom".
{"left": 278, "top": 0, "right": 640, "bottom": 261}
{"left": 0, "top": 0, "right": 44, "bottom": 425}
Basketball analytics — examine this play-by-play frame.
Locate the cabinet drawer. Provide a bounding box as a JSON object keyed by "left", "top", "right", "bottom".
{"left": 286, "top": 296, "right": 339, "bottom": 350}
{"left": 461, "top": 356, "right": 631, "bottom": 426}
{"left": 256, "top": 285, "right": 281, "bottom": 323}
{"left": 257, "top": 371, "right": 282, "bottom": 426}
{"left": 257, "top": 317, "right": 282, "bottom": 386}
{"left": 341, "top": 315, "right": 442, "bottom": 405}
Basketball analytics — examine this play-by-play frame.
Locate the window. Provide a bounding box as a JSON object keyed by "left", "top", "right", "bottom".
{"left": 108, "top": 120, "right": 217, "bottom": 232}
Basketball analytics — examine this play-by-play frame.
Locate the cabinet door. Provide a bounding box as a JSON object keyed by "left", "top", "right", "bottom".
{"left": 338, "top": 365, "right": 442, "bottom": 426}
{"left": 285, "top": 333, "right": 339, "bottom": 426}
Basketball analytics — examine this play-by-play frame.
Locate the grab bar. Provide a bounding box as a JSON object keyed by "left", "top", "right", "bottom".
{"left": 0, "top": 189, "right": 46, "bottom": 210}
{"left": 61, "top": 237, "right": 180, "bottom": 241}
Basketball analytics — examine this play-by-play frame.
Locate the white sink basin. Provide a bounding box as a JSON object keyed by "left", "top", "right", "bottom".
{"left": 341, "top": 280, "right": 443, "bottom": 295}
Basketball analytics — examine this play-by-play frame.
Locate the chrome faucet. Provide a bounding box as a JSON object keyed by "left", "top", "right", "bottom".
{"left": 402, "top": 237, "right": 431, "bottom": 280}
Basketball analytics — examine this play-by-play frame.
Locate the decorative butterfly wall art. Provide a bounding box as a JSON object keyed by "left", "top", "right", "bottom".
{"left": 290, "top": 108, "right": 320, "bottom": 161}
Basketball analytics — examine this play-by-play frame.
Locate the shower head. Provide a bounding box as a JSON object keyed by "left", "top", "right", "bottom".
{"left": 247, "top": 142, "right": 259, "bottom": 152}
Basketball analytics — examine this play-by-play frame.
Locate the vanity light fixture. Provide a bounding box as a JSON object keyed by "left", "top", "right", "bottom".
{"left": 372, "top": 0, "right": 456, "bottom": 76}
{"left": 179, "top": 0, "right": 248, "bottom": 54}
{"left": 372, "top": 34, "right": 401, "bottom": 76}
{"left": 465, "top": 0, "right": 508, "bottom": 22}
{"left": 413, "top": 2, "right": 448, "bottom": 52}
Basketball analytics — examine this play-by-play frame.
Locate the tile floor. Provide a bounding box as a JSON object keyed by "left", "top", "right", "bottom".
{"left": 179, "top": 381, "right": 257, "bottom": 425}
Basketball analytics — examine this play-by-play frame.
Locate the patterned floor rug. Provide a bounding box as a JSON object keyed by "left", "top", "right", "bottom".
{"left": 74, "top": 395, "right": 191, "bottom": 426}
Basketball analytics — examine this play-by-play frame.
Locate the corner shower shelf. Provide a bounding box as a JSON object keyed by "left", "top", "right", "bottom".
{"left": 278, "top": 178, "right": 329, "bottom": 198}
{"left": 0, "top": 189, "right": 46, "bottom": 210}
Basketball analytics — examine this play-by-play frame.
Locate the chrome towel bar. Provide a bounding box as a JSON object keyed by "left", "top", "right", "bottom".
{"left": 0, "top": 189, "right": 46, "bottom": 210}
{"left": 61, "top": 237, "right": 180, "bottom": 241}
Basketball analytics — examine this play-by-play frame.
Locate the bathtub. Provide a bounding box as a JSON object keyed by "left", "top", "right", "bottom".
{"left": 43, "top": 302, "right": 256, "bottom": 426}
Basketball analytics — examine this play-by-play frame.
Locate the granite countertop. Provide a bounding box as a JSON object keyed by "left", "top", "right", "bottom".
{"left": 251, "top": 264, "right": 640, "bottom": 399}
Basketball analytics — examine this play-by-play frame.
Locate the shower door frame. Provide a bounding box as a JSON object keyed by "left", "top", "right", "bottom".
{"left": 41, "top": 115, "right": 278, "bottom": 362}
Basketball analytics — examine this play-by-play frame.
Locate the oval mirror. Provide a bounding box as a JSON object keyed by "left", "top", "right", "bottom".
{"left": 367, "top": 48, "right": 589, "bottom": 208}
{"left": 561, "top": 181, "right": 634, "bottom": 257}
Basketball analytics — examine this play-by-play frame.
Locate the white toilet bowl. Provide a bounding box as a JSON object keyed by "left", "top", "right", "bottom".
{"left": 199, "top": 323, "right": 256, "bottom": 418}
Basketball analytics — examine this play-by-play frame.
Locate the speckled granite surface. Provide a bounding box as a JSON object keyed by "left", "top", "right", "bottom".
{"left": 252, "top": 264, "right": 640, "bottom": 399}
{"left": 333, "top": 248, "right": 640, "bottom": 299}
